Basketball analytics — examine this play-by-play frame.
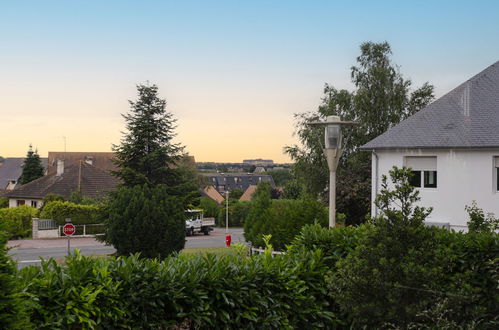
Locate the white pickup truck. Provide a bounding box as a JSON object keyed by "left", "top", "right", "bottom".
{"left": 185, "top": 209, "right": 215, "bottom": 236}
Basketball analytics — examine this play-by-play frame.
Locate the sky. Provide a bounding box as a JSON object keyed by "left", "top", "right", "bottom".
{"left": 1, "top": 0, "right": 498, "bottom": 163}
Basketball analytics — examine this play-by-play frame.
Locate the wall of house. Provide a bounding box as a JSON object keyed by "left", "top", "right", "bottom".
{"left": 8, "top": 198, "right": 43, "bottom": 209}
{"left": 371, "top": 149, "right": 499, "bottom": 231}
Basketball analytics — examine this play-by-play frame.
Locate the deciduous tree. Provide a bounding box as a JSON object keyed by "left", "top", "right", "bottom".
{"left": 285, "top": 41, "right": 434, "bottom": 224}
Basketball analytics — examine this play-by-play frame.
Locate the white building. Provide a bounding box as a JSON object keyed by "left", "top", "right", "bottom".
{"left": 361, "top": 61, "right": 499, "bottom": 231}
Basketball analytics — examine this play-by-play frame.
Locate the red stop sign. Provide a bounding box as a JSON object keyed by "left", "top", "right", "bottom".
{"left": 63, "top": 224, "right": 76, "bottom": 236}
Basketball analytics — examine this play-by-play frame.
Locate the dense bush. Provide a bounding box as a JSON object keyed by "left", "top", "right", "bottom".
{"left": 197, "top": 197, "right": 220, "bottom": 218}
{"left": 0, "top": 232, "right": 30, "bottom": 329}
{"left": 102, "top": 184, "right": 186, "bottom": 258}
{"left": 288, "top": 223, "right": 371, "bottom": 267}
{"left": 0, "top": 205, "right": 38, "bottom": 238}
{"left": 39, "top": 201, "right": 102, "bottom": 226}
{"left": 19, "top": 249, "right": 337, "bottom": 329}
{"left": 328, "top": 167, "right": 499, "bottom": 329}
{"left": 217, "top": 201, "right": 252, "bottom": 227}
{"left": 429, "top": 228, "right": 499, "bottom": 326}
{"left": 0, "top": 196, "right": 8, "bottom": 208}
{"left": 244, "top": 182, "right": 328, "bottom": 250}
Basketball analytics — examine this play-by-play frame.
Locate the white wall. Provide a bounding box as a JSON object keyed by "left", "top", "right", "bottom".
{"left": 371, "top": 149, "right": 499, "bottom": 230}
{"left": 8, "top": 198, "right": 43, "bottom": 208}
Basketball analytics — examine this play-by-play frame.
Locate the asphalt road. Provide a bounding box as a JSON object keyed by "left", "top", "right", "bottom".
{"left": 8, "top": 228, "right": 245, "bottom": 268}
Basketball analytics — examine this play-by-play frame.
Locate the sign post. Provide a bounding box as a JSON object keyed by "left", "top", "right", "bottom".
{"left": 63, "top": 218, "right": 75, "bottom": 256}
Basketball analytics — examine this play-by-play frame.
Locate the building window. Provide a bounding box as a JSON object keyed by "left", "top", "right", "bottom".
{"left": 16, "top": 200, "right": 25, "bottom": 206}
{"left": 31, "top": 201, "right": 38, "bottom": 208}
{"left": 405, "top": 156, "right": 437, "bottom": 189}
{"left": 424, "top": 171, "right": 437, "bottom": 188}
{"left": 409, "top": 171, "right": 422, "bottom": 187}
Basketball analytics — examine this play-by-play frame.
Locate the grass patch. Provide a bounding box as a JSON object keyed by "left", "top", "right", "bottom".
{"left": 181, "top": 246, "right": 238, "bottom": 256}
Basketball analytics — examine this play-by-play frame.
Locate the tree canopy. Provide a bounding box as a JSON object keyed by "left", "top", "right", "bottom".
{"left": 18, "top": 145, "right": 45, "bottom": 185}
{"left": 285, "top": 41, "right": 434, "bottom": 224}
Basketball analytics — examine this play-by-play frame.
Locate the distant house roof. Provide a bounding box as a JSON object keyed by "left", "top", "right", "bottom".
{"left": 3, "top": 162, "right": 119, "bottom": 200}
{"left": 361, "top": 61, "right": 499, "bottom": 150}
{"left": 239, "top": 185, "right": 257, "bottom": 201}
{"left": 0, "top": 157, "right": 48, "bottom": 190}
{"left": 203, "top": 173, "right": 275, "bottom": 192}
{"left": 253, "top": 166, "right": 266, "bottom": 173}
{"left": 200, "top": 186, "right": 225, "bottom": 204}
{"left": 47, "top": 152, "right": 116, "bottom": 175}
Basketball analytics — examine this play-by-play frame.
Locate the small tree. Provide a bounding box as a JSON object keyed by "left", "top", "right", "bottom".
{"left": 18, "top": 145, "right": 44, "bottom": 185}
{"left": 104, "top": 185, "right": 185, "bottom": 258}
{"left": 331, "top": 167, "right": 442, "bottom": 328}
{"left": 465, "top": 201, "right": 499, "bottom": 233}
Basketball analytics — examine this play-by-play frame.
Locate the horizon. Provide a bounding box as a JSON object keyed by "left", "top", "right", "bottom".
{"left": 1, "top": 1, "right": 499, "bottom": 162}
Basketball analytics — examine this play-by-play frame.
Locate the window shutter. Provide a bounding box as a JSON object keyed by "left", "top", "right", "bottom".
{"left": 405, "top": 156, "right": 437, "bottom": 171}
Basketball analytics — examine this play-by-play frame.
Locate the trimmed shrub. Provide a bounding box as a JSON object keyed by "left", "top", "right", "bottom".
{"left": 289, "top": 223, "right": 371, "bottom": 266}
{"left": 0, "top": 206, "right": 38, "bottom": 238}
{"left": 429, "top": 228, "right": 499, "bottom": 326}
{"left": 103, "top": 184, "right": 186, "bottom": 258}
{"left": 0, "top": 232, "right": 31, "bottom": 329}
{"left": 19, "top": 249, "right": 337, "bottom": 329}
{"left": 39, "top": 201, "right": 102, "bottom": 226}
{"left": 244, "top": 183, "right": 328, "bottom": 250}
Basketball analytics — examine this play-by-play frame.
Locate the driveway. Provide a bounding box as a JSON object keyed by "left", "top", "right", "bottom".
{"left": 7, "top": 227, "right": 245, "bottom": 268}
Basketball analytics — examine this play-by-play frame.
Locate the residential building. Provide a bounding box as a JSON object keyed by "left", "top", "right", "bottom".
{"left": 361, "top": 61, "right": 499, "bottom": 231}
{"left": 47, "top": 151, "right": 116, "bottom": 175}
{"left": 0, "top": 157, "right": 48, "bottom": 191}
{"left": 3, "top": 161, "right": 119, "bottom": 208}
{"left": 203, "top": 173, "right": 275, "bottom": 194}
{"left": 243, "top": 159, "right": 274, "bottom": 166}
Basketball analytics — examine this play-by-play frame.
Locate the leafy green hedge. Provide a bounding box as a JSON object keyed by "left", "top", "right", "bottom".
{"left": 0, "top": 206, "right": 38, "bottom": 238}
{"left": 39, "top": 201, "right": 103, "bottom": 226}
{"left": 245, "top": 197, "right": 328, "bottom": 251}
{"left": 288, "top": 223, "right": 371, "bottom": 267}
{"left": 0, "top": 232, "right": 31, "bottom": 328}
{"left": 20, "top": 250, "right": 336, "bottom": 329}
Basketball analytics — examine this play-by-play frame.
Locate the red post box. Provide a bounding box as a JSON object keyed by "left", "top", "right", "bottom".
{"left": 225, "top": 234, "right": 232, "bottom": 247}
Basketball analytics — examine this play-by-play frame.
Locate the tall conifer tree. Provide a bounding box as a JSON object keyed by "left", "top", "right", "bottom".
{"left": 112, "top": 84, "right": 196, "bottom": 197}
{"left": 19, "top": 145, "right": 44, "bottom": 185}
{"left": 104, "top": 84, "right": 197, "bottom": 257}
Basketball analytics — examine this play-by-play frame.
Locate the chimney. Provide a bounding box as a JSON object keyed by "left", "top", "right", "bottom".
{"left": 56, "top": 159, "right": 64, "bottom": 176}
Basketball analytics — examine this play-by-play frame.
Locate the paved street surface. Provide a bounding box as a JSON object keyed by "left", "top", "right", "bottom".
{"left": 8, "top": 227, "right": 245, "bottom": 268}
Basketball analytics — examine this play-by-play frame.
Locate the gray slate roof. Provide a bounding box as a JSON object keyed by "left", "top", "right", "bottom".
{"left": 203, "top": 173, "right": 275, "bottom": 192}
{"left": 361, "top": 61, "right": 499, "bottom": 150}
{"left": 0, "top": 158, "right": 48, "bottom": 190}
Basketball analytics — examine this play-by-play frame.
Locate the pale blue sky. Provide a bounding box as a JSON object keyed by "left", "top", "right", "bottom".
{"left": 1, "top": 1, "right": 498, "bottom": 162}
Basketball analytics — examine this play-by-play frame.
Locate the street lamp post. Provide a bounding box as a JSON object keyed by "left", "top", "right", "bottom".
{"left": 225, "top": 190, "right": 231, "bottom": 247}
{"left": 307, "top": 116, "right": 358, "bottom": 228}
{"left": 225, "top": 190, "right": 229, "bottom": 234}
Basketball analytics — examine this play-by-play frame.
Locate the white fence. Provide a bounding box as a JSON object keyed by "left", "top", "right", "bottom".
{"left": 32, "top": 218, "right": 104, "bottom": 239}
{"left": 250, "top": 247, "right": 286, "bottom": 256}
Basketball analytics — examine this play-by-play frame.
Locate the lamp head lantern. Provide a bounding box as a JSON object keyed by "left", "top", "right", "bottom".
{"left": 324, "top": 116, "right": 341, "bottom": 150}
